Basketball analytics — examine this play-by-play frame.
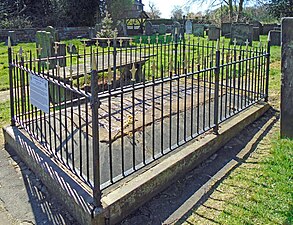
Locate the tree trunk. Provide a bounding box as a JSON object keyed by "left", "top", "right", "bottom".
{"left": 228, "top": 0, "right": 233, "bottom": 22}
{"left": 237, "top": 0, "right": 244, "bottom": 22}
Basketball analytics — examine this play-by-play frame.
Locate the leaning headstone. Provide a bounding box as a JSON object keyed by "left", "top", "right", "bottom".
{"left": 208, "top": 26, "right": 220, "bottom": 41}
{"left": 193, "top": 24, "right": 204, "bottom": 37}
{"left": 36, "top": 31, "right": 54, "bottom": 68}
{"left": 45, "top": 26, "right": 59, "bottom": 42}
{"left": 230, "top": 23, "right": 253, "bottom": 45}
{"left": 221, "top": 23, "right": 231, "bottom": 36}
{"left": 281, "top": 17, "right": 293, "bottom": 138}
{"left": 6, "top": 31, "right": 17, "bottom": 46}
{"left": 158, "top": 24, "right": 167, "bottom": 35}
{"left": 251, "top": 20, "right": 263, "bottom": 34}
{"left": 269, "top": 30, "right": 281, "bottom": 46}
{"left": 145, "top": 21, "right": 153, "bottom": 36}
{"left": 185, "top": 20, "right": 192, "bottom": 34}
{"left": 253, "top": 27, "right": 260, "bottom": 41}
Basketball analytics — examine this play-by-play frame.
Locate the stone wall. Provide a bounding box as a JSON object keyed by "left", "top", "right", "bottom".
{"left": 0, "top": 27, "right": 90, "bottom": 42}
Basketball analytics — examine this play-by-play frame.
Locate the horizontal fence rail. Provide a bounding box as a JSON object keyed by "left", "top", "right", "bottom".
{"left": 8, "top": 35, "right": 270, "bottom": 207}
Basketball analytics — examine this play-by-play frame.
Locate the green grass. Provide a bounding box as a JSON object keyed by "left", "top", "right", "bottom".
{"left": 216, "top": 135, "right": 293, "bottom": 225}
{"left": 0, "top": 100, "right": 10, "bottom": 127}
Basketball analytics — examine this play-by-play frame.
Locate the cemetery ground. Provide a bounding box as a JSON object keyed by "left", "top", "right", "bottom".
{"left": 0, "top": 36, "right": 292, "bottom": 225}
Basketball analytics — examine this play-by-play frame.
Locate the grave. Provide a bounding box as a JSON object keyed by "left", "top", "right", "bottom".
{"left": 221, "top": 23, "right": 231, "bottom": 36}
{"left": 262, "top": 23, "right": 278, "bottom": 35}
{"left": 88, "top": 27, "right": 96, "bottom": 39}
{"left": 281, "top": 17, "right": 293, "bottom": 138}
{"left": 193, "top": 24, "right": 204, "bottom": 37}
{"left": 6, "top": 31, "right": 17, "bottom": 46}
{"left": 208, "top": 26, "right": 220, "bottom": 41}
{"left": 172, "top": 21, "right": 181, "bottom": 36}
{"left": 145, "top": 21, "right": 153, "bottom": 36}
{"left": 253, "top": 27, "right": 260, "bottom": 41}
{"left": 45, "top": 26, "right": 59, "bottom": 42}
{"left": 158, "top": 24, "right": 167, "bottom": 35}
{"left": 117, "top": 21, "right": 128, "bottom": 36}
{"left": 230, "top": 23, "right": 253, "bottom": 45}
{"left": 35, "top": 31, "right": 54, "bottom": 62}
{"left": 251, "top": 21, "right": 263, "bottom": 34}
{"left": 185, "top": 20, "right": 192, "bottom": 34}
{"left": 269, "top": 30, "right": 281, "bottom": 46}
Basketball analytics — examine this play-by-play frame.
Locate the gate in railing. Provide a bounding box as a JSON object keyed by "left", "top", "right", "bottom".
{"left": 8, "top": 35, "right": 270, "bottom": 206}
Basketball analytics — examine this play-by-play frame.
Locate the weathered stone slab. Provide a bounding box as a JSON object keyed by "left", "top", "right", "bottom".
{"left": 262, "top": 23, "right": 278, "bottom": 35}
{"left": 172, "top": 21, "right": 181, "bottom": 36}
{"left": 269, "top": 30, "right": 281, "bottom": 46}
{"left": 208, "top": 26, "right": 220, "bottom": 41}
{"left": 6, "top": 31, "right": 17, "bottom": 46}
{"left": 145, "top": 21, "right": 153, "bottom": 36}
{"left": 45, "top": 26, "right": 59, "bottom": 41}
{"left": 253, "top": 27, "right": 260, "bottom": 41}
{"left": 185, "top": 20, "right": 192, "bottom": 34}
{"left": 221, "top": 23, "right": 231, "bottom": 36}
{"left": 158, "top": 24, "right": 167, "bottom": 35}
{"left": 193, "top": 24, "right": 204, "bottom": 37}
{"left": 281, "top": 18, "right": 293, "bottom": 138}
{"left": 230, "top": 23, "right": 253, "bottom": 45}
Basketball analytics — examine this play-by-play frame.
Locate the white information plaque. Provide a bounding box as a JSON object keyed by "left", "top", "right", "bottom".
{"left": 29, "top": 73, "right": 49, "bottom": 114}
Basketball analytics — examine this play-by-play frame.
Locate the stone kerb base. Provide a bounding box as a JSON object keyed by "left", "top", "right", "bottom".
{"left": 3, "top": 102, "right": 269, "bottom": 225}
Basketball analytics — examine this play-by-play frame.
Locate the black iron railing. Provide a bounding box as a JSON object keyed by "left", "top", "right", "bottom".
{"left": 8, "top": 35, "right": 270, "bottom": 208}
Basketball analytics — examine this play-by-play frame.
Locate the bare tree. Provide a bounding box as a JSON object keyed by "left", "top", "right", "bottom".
{"left": 147, "top": 1, "right": 161, "bottom": 19}
{"left": 171, "top": 5, "right": 184, "bottom": 19}
{"left": 185, "top": 0, "right": 261, "bottom": 22}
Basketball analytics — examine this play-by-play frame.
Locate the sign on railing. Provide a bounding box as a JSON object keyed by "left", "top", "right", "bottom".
{"left": 29, "top": 74, "right": 49, "bottom": 114}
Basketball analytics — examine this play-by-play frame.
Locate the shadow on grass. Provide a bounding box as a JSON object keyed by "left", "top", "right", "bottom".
{"left": 120, "top": 108, "right": 279, "bottom": 225}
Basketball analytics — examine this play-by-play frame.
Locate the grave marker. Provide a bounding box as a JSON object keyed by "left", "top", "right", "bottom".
{"left": 193, "top": 24, "right": 204, "bottom": 37}
{"left": 269, "top": 30, "right": 281, "bottom": 46}
{"left": 185, "top": 20, "right": 192, "bottom": 34}
{"left": 208, "top": 26, "right": 220, "bottom": 41}
{"left": 281, "top": 18, "right": 293, "bottom": 138}
{"left": 230, "top": 23, "right": 253, "bottom": 45}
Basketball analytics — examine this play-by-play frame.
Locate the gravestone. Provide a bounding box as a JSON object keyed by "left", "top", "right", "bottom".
{"left": 36, "top": 31, "right": 53, "bottom": 58}
{"left": 88, "top": 27, "right": 95, "bottom": 38}
{"left": 55, "top": 43, "right": 66, "bottom": 67}
{"left": 193, "top": 24, "right": 204, "bottom": 37}
{"left": 36, "top": 31, "right": 54, "bottom": 69}
{"left": 221, "top": 23, "right": 231, "bottom": 36}
{"left": 251, "top": 21, "right": 263, "bottom": 34}
{"left": 185, "top": 20, "right": 192, "bottom": 34}
{"left": 262, "top": 23, "right": 278, "bottom": 35}
{"left": 45, "top": 26, "right": 59, "bottom": 42}
{"left": 230, "top": 23, "right": 253, "bottom": 45}
{"left": 6, "top": 31, "right": 17, "bottom": 46}
{"left": 269, "top": 30, "right": 281, "bottom": 46}
{"left": 172, "top": 21, "right": 181, "bottom": 36}
{"left": 208, "top": 26, "right": 220, "bottom": 41}
{"left": 145, "top": 21, "right": 153, "bottom": 36}
{"left": 281, "top": 18, "right": 293, "bottom": 138}
{"left": 158, "top": 24, "right": 167, "bottom": 35}
{"left": 253, "top": 27, "right": 260, "bottom": 41}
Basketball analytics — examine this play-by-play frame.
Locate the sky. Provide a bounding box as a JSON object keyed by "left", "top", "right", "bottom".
{"left": 143, "top": 0, "right": 209, "bottom": 19}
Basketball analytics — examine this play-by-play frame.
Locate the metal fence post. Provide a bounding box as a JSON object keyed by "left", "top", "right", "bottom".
{"left": 8, "top": 37, "right": 15, "bottom": 126}
{"left": 91, "top": 54, "right": 102, "bottom": 208}
{"left": 213, "top": 40, "right": 220, "bottom": 134}
{"left": 265, "top": 36, "right": 271, "bottom": 102}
